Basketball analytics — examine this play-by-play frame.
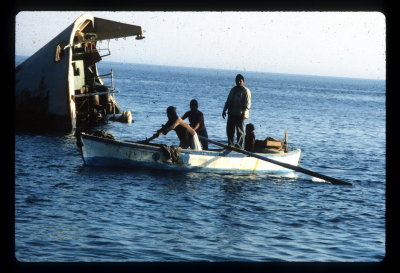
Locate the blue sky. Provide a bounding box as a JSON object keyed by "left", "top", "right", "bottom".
{"left": 15, "top": 11, "right": 385, "bottom": 80}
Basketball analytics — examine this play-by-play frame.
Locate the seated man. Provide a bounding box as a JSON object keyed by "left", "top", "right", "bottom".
{"left": 244, "top": 123, "right": 255, "bottom": 152}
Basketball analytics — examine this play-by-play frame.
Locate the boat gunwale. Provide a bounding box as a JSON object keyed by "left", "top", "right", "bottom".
{"left": 80, "top": 133, "right": 301, "bottom": 158}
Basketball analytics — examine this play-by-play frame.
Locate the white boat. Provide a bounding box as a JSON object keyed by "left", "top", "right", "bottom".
{"left": 78, "top": 133, "right": 302, "bottom": 174}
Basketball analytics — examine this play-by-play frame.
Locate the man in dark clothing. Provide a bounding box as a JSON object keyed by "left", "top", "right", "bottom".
{"left": 222, "top": 74, "right": 252, "bottom": 149}
{"left": 244, "top": 123, "right": 256, "bottom": 152}
{"left": 182, "top": 99, "right": 209, "bottom": 150}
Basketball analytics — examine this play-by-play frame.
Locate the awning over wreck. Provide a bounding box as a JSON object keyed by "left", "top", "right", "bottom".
{"left": 71, "top": 14, "right": 144, "bottom": 44}
{"left": 93, "top": 17, "right": 144, "bottom": 40}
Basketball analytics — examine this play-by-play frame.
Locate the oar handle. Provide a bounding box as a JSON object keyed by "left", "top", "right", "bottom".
{"left": 199, "top": 136, "right": 352, "bottom": 186}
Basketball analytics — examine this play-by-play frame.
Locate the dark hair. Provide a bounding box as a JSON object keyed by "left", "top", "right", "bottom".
{"left": 246, "top": 123, "right": 255, "bottom": 133}
{"left": 190, "top": 99, "right": 198, "bottom": 108}
{"left": 166, "top": 106, "right": 177, "bottom": 117}
{"left": 236, "top": 74, "right": 244, "bottom": 82}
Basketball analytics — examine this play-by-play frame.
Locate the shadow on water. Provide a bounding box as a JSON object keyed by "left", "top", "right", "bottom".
{"left": 15, "top": 130, "right": 75, "bottom": 138}
{"left": 76, "top": 164, "right": 301, "bottom": 184}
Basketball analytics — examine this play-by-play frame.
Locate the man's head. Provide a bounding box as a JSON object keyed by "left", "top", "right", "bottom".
{"left": 235, "top": 74, "right": 245, "bottom": 87}
{"left": 190, "top": 99, "right": 198, "bottom": 111}
{"left": 166, "top": 106, "right": 177, "bottom": 119}
{"left": 246, "top": 123, "right": 255, "bottom": 134}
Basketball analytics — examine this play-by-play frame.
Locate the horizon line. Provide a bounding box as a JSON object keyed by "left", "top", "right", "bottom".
{"left": 15, "top": 54, "right": 385, "bottom": 81}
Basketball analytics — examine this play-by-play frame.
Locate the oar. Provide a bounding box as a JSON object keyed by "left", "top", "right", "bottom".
{"left": 198, "top": 136, "right": 352, "bottom": 186}
{"left": 137, "top": 133, "right": 159, "bottom": 144}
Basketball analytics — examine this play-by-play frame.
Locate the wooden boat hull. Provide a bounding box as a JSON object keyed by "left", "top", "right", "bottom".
{"left": 79, "top": 133, "right": 302, "bottom": 174}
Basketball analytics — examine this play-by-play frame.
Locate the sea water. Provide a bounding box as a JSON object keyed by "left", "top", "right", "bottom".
{"left": 15, "top": 57, "right": 385, "bottom": 262}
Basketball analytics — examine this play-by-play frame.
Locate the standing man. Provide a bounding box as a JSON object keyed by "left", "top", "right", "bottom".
{"left": 222, "top": 74, "right": 252, "bottom": 149}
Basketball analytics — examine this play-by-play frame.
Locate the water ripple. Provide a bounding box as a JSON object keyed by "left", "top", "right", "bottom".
{"left": 15, "top": 64, "right": 385, "bottom": 262}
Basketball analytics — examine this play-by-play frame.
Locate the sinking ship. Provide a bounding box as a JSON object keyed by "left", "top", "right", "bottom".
{"left": 15, "top": 14, "right": 145, "bottom": 131}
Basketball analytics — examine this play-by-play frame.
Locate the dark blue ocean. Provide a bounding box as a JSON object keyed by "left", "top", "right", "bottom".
{"left": 15, "top": 56, "right": 385, "bottom": 262}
